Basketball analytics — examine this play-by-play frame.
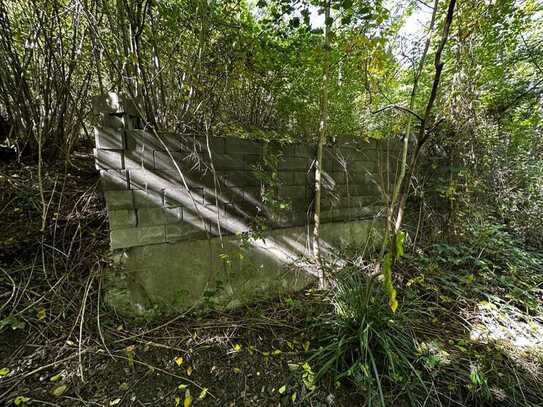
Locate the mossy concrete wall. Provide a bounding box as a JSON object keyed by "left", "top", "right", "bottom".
{"left": 93, "top": 93, "right": 399, "bottom": 316}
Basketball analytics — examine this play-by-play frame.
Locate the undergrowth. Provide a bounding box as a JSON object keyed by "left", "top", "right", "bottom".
{"left": 306, "top": 223, "right": 543, "bottom": 406}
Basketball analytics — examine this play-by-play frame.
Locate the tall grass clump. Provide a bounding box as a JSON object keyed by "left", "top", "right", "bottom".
{"left": 309, "top": 270, "right": 428, "bottom": 406}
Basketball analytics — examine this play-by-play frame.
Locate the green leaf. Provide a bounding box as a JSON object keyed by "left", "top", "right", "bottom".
{"left": 395, "top": 231, "right": 406, "bottom": 260}
{"left": 49, "top": 372, "right": 63, "bottom": 382}
{"left": 50, "top": 384, "right": 68, "bottom": 397}
{"left": 383, "top": 253, "right": 398, "bottom": 312}
{"left": 278, "top": 384, "right": 287, "bottom": 394}
{"left": 0, "top": 367, "right": 9, "bottom": 377}
{"left": 14, "top": 396, "right": 31, "bottom": 406}
{"left": 110, "top": 398, "right": 121, "bottom": 405}
{"left": 198, "top": 388, "right": 208, "bottom": 400}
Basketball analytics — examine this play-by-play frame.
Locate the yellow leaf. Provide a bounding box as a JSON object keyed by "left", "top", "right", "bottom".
{"left": 175, "top": 356, "right": 184, "bottom": 366}
{"left": 183, "top": 390, "right": 193, "bottom": 407}
{"left": 291, "top": 392, "right": 297, "bottom": 402}
{"left": 110, "top": 398, "right": 121, "bottom": 405}
{"left": 50, "top": 384, "right": 68, "bottom": 397}
{"left": 175, "top": 395, "right": 180, "bottom": 407}
{"left": 186, "top": 366, "right": 192, "bottom": 376}
{"left": 233, "top": 367, "right": 241, "bottom": 373}
{"left": 0, "top": 368, "right": 9, "bottom": 377}
{"left": 389, "top": 291, "right": 398, "bottom": 313}
{"left": 198, "top": 388, "right": 208, "bottom": 400}
{"left": 178, "top": 384, "right": 188, "bottom": 390}
{"left": 278, "top": 385, "right": 287, "bottom": 394}
{"left": 232, "top": 343, "right": 242, "bottom": 352}
{"left": 37, "top": 307, "right": 46, "bottom": 320}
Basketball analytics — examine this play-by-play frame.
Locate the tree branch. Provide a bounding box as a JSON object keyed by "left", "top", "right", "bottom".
{"left": 372, "top": 105, "right": 424, "bottom": 122}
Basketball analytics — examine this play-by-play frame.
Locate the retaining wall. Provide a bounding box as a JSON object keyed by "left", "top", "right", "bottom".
{"left": 93, "top": 93, "right": 399, "bottom": 316}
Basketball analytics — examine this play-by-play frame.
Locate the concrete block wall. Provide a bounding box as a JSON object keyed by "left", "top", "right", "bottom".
{"left": 93, "top": 93, "right": 398, "bottom": 251}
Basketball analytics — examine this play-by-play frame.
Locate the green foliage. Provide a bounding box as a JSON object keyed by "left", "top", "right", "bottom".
{"left": 309, "top": 271, "right": 426, "bottom": 405}
{"left": 418, "top": 223, "right": 543, "bottom": 318}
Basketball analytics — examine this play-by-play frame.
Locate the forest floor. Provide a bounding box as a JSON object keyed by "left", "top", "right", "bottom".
{"left": 1, "top": 153, "right": 542, "bottom": 406}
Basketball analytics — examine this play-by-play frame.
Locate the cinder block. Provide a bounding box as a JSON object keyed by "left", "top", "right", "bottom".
{"left": 320, "top": 208, "right": 341, "bottom": 222}
{"left": 127, "top": 169, "right": 150, "bottom": 190}
{"left": 293, "top": 171, "right": 312, "bottom": 185}
{"left": 346, "top": 195, "right": 381, "bottom": 208}
{"left": 348, "top": 171, "right": 376, "bottom": 185}
{"left": 98, "top": 113, "right": 125, "bottom": 130}
{"left": 164, "top": 187, "right": 204, "bottom": 207}
{"left": 278, "top": 185, "right": 307, "bottom": 202}
{"left": 348, "top": 160, "right": 375, "bottom": 173}
{"left": 338, "top": 206, "right": 382, "bottom": 221}
{"left": 124, "top": 148, "right": 154, "bottom": 169}
{"left": 277, "top": 172, "right": 294, "bottom": 184}
{"left": 108, "top": 209, "right": 137, "bottom": 230}
{"left": 277, "top": 157, "right": 310, "bottom": 171}
{"left": 329, "top": 171, "right": 347, "bottom": 184}
{"left": 345, "top": 184, "right": 376, "bottom": 196}
{"left": 100, "top": 170, "right": 129, "bottom": 191}
{"left": 321, "top": 172, "right": 337, "bottom": 192}
{"left": 224, "top": 138, "right": 262, "bottom": 154}
{"left": 110, "top": 225, "right": 165, "bottom": 249}
{"left": 211, "top": 153, "right": 246, "bottom": 170}
{"left": 104, "top": 190, "right": 134, "bottom": 210}
{"left": 125, "top": 129, "right": 146, "bottom": 150}
{"left": 321, "top": 195, "right": 340, "bottom": 210}
{"left": 92, "top": 93, "right": 123, "bottom": 114}
{"left": 209, "top": 137, "right": 225, "bottom": 154}
{"left": 92, "top": 93, "right": 139, "bottom": 115}
{"left": 165, "top": 222, "right": 207, "bottom": 242}
{"left": 138, "top": 207, "right": 182, "bottom": 226}
{"left": 294, "top": 145, "right": 316, "bottom": 158}
{"left": 154, "top": 151, "right": 184, "bottom": 170}
{"left": 127, "top": 130, "right": 186, "bottom": 152}
{"left": 94, "top": 149, "right": 124, "bottom": 170}
{"left": 220, "top": 171, "right": 260, "bottom": 187}
{"left": 243, "top": 154, "right": 261, "bottom": 169}
{"left": 133, "top": 189, "right": 163, "bottom": 208}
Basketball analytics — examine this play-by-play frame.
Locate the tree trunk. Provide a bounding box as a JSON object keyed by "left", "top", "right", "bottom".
{"left": 313, "top": 0, "right": 332, "bottom": 288}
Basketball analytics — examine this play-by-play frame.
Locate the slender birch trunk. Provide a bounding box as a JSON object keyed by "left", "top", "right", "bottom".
{"left": 313, "top": 0, "right": 332, "bottom": 288}
{"left": 381, "top": 0, "right": 440, "bottom": 257}
{"left": 393, "top": 0, "right": 457, "bottom": 237}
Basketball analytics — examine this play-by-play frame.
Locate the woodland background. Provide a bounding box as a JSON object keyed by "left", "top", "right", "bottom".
{"left": 0, "top": 0, "right": 542, "bottom": 406}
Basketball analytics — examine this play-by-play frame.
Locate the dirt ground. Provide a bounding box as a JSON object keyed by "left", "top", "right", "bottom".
{"left": 0, "top": 154, "right": 361, "bottom": 406}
